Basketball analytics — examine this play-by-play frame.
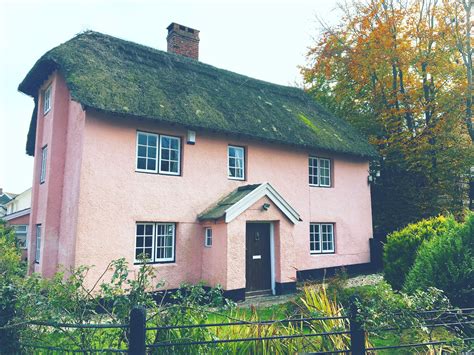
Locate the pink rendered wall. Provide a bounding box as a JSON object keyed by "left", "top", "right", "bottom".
{"left": 74, "top": 111, "right": 372, "bottom": 290}
{"left": 201, "top": 221, "right": 228, "bottom": 288}
{"left": 28, "top": 72, "right": 85, "bottom": 276}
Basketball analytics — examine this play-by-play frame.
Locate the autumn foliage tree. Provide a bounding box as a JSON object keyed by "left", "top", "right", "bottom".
{"left": 302, "top": 0, "right": 474, "bottom": 235}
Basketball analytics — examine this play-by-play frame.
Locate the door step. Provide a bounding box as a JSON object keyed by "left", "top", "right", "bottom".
{"left": 245, "top": 289, "right": 273, "bottom": 298}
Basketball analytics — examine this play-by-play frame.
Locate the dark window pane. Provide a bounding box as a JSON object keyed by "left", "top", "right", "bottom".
{"left": 137, "top": 224, "right": 144, "bottom": 235}
{"left": 161, "top": 137, "right": 170, "bottom": 148}
{"left": 145, "top": 238, "right": 152, "bottom": 247}
{"left": 138, "top": 133, "right": 147, "bottom": 145}
{"left": 137, "top": 158, "right": 146, "bottom": 170}
{"left": 161, "top": 149, "right": 169, "bottom": 160}
{"left": 170, "top": 162, "right": 178, "bottom": 173}
{"left": 170, "top": 138, "right": 179, "bottom": 149}
{"left": 148, "top": 147, "right": 157, "bottom": 158}
{"left": 147, "top": 159, "right": 156, "bottom": 171}
{"left": 161, "top": 161, "right": 170, "bottom": 172}
{"left": 170, "top": 150, "right": 179, "bottom": 161}
{"left": 138, "top": 146, "right": 146, "bottom": 157}
{"left": 148, "top": 135, "right": 157, "bottom": 146}
{"left": 146, "top": 225, "right": 153, "bottom": 235}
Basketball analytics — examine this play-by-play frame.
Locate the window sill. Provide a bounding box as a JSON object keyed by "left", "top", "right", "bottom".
{"left": 310, "top": 251, "right": 335, "bottom": 255}
{"left": 135, "top": 169, "right": 182, "bottom": 177}
{"left": 309, "top": 184, "right": 332, "bottom": 188}
{"left": 228, "top": 177, "right": 245, "bottom": 181}
{"left": 133, "top": 261, "right": 176, "bottom": 265}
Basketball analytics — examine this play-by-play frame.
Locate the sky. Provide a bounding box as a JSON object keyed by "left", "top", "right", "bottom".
{"left": 0, "top": 0, "right": 341, "bottom": 193}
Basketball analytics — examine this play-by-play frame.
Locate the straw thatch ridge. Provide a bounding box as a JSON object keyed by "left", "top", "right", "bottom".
{"left": 19, "top": 31, "right": 377, "bottom": 158}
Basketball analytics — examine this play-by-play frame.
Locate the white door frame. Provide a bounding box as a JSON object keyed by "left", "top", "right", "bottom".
{"left": 270, "top": 222, "right": 276, "bottom": 295}
{"left": 246, "top": 221, "right": 276, "bottom": 295}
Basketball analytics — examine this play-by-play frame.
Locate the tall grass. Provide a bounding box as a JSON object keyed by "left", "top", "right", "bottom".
{"left": 148, "top": 285, "right": 361, "bottom": 354}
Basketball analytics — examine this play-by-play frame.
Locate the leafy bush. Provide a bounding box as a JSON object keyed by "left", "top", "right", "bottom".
{"left": 404, "top": 213, "right": 474, "bottom": 308}
{"left": 0, "top": 220, "right": 26, "bottom": 354}
{"left": 383, "top": 215, "right": 457, "bottom": 290}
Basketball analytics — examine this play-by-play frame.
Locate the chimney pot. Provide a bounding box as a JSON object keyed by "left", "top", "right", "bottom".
{"left": 166, "top": 22, "right": 200, "bottom": 60}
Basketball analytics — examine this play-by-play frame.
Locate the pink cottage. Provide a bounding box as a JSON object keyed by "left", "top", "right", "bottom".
{"left": 19, "top": 24, "right": 377, "bottom": 300}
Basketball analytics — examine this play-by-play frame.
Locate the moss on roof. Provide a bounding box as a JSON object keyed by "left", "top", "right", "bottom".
{"left": 198, "top": 184, "right": 261, "bottom": 221}
{"left": 19, "top": 31, "right": 377, "bottom": 158}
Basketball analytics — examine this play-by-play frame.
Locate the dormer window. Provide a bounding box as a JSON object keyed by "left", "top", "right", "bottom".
{"left": 43, "top": 85, "right": 52, "bottom": 115}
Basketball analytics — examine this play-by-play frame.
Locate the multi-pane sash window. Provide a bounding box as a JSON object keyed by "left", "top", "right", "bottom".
{"left": 35, "top": 224, "right": 42, "bottom": 263}
{"left": 204, "top": 228, "right": 212, "bottom": 247}
{"left": 309, "top": 157, "right": 331, "bottom": 187}
{"left": 135, "top": 223, "right": 175, "bottom": 263}
{"left": 136, "top": 132, "right": 180, "bottom": 175}
{"left": 43, "top": 85, "right": 52, "bottom": 114}
{"left": 159, "top": 135, "right": 180, "bottom": 175}
{"left": 40, "top": 146, "right": 48, "bottom": 184}
{"left": 13, "top": 225, "right": 28, "bottom": 249}
{"left": 310, "top": 223, "right": 335, "bottom": 254}
{"left": 228, "top": 145, "right": 245, "bottom": 180}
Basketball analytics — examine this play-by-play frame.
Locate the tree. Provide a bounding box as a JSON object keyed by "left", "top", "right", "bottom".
{"left": 444, "top": 0, "right": 473, "bottom": 141}
{"left": 302, "top": 0, "right": 474, "bottom": 235}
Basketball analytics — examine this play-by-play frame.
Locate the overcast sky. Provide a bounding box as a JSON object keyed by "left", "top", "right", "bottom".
{"left": 0, "top": 0, "right": 341, "bottom": 193}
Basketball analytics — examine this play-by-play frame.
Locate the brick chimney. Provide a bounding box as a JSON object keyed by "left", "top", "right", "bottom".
{"left": 166, "top": 23, "right": 200, "bottom": 60}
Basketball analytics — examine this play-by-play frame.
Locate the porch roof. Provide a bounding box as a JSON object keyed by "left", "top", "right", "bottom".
{"left": 198, "top": 183, "right": 301, "bottom": 224}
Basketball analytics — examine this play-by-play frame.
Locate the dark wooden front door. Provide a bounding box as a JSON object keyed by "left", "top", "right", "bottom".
{"left": 246, "top": 223, "right": 271, "bottom": 292}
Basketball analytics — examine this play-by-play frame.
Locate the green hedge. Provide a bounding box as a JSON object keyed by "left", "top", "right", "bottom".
{"left": 404, "top": 213, "right": 473, "bottom": 308}
{"left": 383, "top": 215, "right": 457, "bottom": 290}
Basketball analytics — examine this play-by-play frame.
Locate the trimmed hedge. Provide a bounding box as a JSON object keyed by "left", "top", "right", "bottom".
{"left": 383, "top": 215, "right": 457, "bottom": 290}
{"left": 404, "top": 214, "right": 473, "bottom": 307}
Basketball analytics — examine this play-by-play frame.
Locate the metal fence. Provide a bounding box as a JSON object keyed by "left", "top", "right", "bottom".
{"left": 18, "top": 306, "right": 474, "bottom": 354}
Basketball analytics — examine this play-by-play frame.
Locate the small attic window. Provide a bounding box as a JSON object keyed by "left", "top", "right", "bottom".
{"left": 187, "top": 28, "right": 195, "bottom": 34}
{"left": 179, "top": 25, "right": 186, "bottom": 31}
{"left": 43, "top": 85, "right": 52, "bottom": 115}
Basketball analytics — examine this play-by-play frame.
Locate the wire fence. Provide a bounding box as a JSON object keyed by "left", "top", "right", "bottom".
{"left": 15, "top": 305, "right": 474, "bottom": 354}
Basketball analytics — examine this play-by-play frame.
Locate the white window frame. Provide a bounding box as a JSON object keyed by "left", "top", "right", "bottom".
{"left": 158, "top": 135, "right": 181, "bottom": 175}
{"left": 204, "top": 227, "right": 212, "bottom": 247}
{"left": 35, "top": 224, "right": 41, "bottom": 263}
{"left": 13, "top": 225, "right": 28, "bottom": 250}
{"left": 135, "top": 132, "right": 159, "bottom": 173}
{"left": 43, "top": 85, "right": 52, "bottom": 115}
{"left": 134, "top": 222, "right": 175, "bottom": 263}
{"left": 135, "top": 131, "right": 181, "bottom": 175}
{"left": 310, "top": 223, "right": 335, "bottom": 254}
{"left": 228, "top": 145, "right": 245, "bottom": 180}
{"left": 309, "top": 156, "right": 331, "bottom": 187}
{"left": 40, "top": 146, "right": 48, "bottom": 184}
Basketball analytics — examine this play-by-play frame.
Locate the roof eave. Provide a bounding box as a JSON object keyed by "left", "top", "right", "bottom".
{"left": 85, "top": 106, "right": 378, "bottom": 160}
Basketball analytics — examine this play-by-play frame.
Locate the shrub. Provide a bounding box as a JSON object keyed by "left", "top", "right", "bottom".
{"left": 404, "top": 213, "right": 474, "bottom": 308}
{"left": 383, "top": 215, "right": 457, "bottom": 290}
{"left": 0, "top": 220, "right": 27, "bottom": 354}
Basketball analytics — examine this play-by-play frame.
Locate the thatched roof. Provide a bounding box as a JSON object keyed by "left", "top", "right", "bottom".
{"left": 19, "top": 31, "right": 377, "bottom": 158}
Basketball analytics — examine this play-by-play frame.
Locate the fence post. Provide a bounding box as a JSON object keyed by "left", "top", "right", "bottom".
{"left": 129, "top": 306, "right": 146, "bottom": 355}
{"left": 349, "top": 296, "right": 365, "bottom": 355}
